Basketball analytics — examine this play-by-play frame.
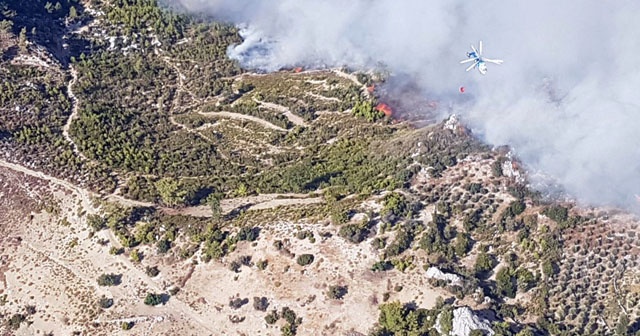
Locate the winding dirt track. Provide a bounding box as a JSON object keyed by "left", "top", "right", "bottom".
{"left": 0, "top": 159, "right": 323, "bottom": 216}
{"left": 62, "top": 67, "right": 88, "bottom": 160}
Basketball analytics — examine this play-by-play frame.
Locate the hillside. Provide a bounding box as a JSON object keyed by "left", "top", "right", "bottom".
{"left": 0, "top": 1, "right": 639, "bottom": 335}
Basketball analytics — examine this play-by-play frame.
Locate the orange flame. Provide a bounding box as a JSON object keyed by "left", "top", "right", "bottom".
{"left": 293, "top": 67, "right": 303, "bottom": 73}
{"left": 375, "top": 103, "right": 393, "bottom": 117}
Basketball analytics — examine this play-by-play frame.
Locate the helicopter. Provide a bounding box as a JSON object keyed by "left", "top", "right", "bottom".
{"left": 460, "top": 41, "right": 503, "bottom": 75}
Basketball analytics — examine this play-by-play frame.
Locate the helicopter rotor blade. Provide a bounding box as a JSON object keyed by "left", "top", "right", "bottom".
{"left": 466, "top": 61, "right": 478, "bottom": 72}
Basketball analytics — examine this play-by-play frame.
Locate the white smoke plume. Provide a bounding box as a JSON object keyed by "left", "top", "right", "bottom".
{"left": 171, "top": 0, "right": 640, "bottom": 211}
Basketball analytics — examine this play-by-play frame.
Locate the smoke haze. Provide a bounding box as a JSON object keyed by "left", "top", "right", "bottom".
{"left": 172, "top": 0, "right": 640, "bottom": 211}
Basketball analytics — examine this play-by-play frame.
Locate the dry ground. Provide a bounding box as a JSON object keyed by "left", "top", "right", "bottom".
{"left": 0, "top": 164, "right": 449, "bottom": 335}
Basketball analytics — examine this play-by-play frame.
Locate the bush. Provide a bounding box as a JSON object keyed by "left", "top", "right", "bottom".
{"left": 503, "top": 200, "right": 526, "bottom": 218}
{"left": 296, "top": 254, "right": 314, "bottom": 266}
{"left": 121, "top": 321, "right": 133, "bottom": 330}
{"left": 474, "top": 253, "right": 496, "bottom": 276}
{"left": 265, "top": 310, "right": 279, "bottom": 324}
{"left": 109, "top": 246, "right": 124, "bottom": 255}
{"left": 229, "top": 261, "right": 241, "bottom": 273}
{"left": 87, "top": 214, "right": 106, "bottom": 231}
{"left": 256, "top": 259, "right": 268, "bottom": 270}
{"left": 98, "top": 296, "right": 114, "bottom": 309}
{"left": 372, "top": 260, "right": 394, "bottom": 272}
{"left": 144, "top": 293, "right": 164, "bottom": 306}
{"left": 237, "top": 226, "right": 260, "bottom": 241}
{"left": 543, "top": 205, "right": 568, "bottom": 223}
{"left": 6, "top": 314, "right": 26, "bottom": 330}
{"left": 145, "top": 266, "right": 160, "bottom": 277}
{"left": 253, "top": 296, "right": 269, "bottom": 311}
{"left": 238, "top": 255, "right": 252, "bottom": 266}
{"left": 382, "top": 192, "right": 409, "bottom": 221}
{"left": 496, "top": 267, "right": 516, "bottom": 298}
{"left": 229, "top": 297, "right": 249, "bottom": 309}
{"left": 130, "top": 249, "right": 142, "bottom": 262}
{"left": 339, "top": 224, "right": 369, "bottom": 243}
{"left": 327, "top": 285, "right": 348, "bottom": 300}
{"left": 25, "top": 305, "right": 36, "bottom": 315}
{"left": 97, "top": 273, "right": 122, "bottom": 286}
{"left": 156, "top": 239, "right": 171, "bottom": 253}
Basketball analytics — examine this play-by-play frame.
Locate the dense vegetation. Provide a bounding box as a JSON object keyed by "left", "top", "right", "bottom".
{"left": 2, "top": 1, "right": 637, "bottom": 335}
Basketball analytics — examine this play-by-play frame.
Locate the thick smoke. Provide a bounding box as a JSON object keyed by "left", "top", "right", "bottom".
{"left": 173, "top": 0, "right": 640, "bottom": 211}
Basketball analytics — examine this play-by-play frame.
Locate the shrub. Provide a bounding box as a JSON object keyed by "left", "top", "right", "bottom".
{"left": 265, "top": 310, "right": 279, "bottom": 324}
{"left": 145, "top": 266, "right": 160, "bottom": 277}
{"left": 543, "top": 205, "right": 568, "bottom": 223}
{"left": 130, "top": 249, "right": 142, "bottom": 262}
{"left": 87, "top": 214, "right": 106, "bottom": 231}
{"left": 382, "top": 192, "right": 409, "bottom": 220}
{"left": 504, "top": 200, "right": 526, "bottom": 218}
{"left": 237, "top": 226, "right": 260, "bottom": 241}
{"left": 339, "top": 224, "right": 369, "bottom": 243}
{"left": 296, "top": 254, "right": 314, "bottom": 266}
{"left": 496, "top": 267, "right": 516, "bottom": 298}
{"left": 156, "top": 239, "right": 171, "bottom": 253}
{"left": 229, "top": 297, "right": 248, "bottom": 309}
{"left": 372, "top": 260, "right": 394, "bottom": 272}
{"left": 6, "top": 314, "right": 26, "bottom": 330}
{"left": 98, "top": 296, "right": 114, "bottom": 309}
{"left": 229, "top": 261, "right": 241, "bottom": 273}
{"left": 109, "top": 246, "right": 124, "bottom": 255}
{"left": 97, "top": 273, "right": 122, "bottom": 286}
{"left": 256, "top": 259, "right": 268, "bottom": 270}
{"left": 144, "top": 293, "right": 164, "bottom": 306}
{"left": 121, "top": 321, "right": 133, "bottom": 330}
{"left": 25, "top": 305, "right": 36, "bottom": 315}
{"left": 474, "top": 253, "right": 496, "bottom": 276}
{"left": 253, "top": 296, "right": 269, "bottom": 311}
{"left": 238, "top": 255, "right": 252, "bottom": 266}
{"left": 327, "top": 285, "right": 348, "bottom": 300}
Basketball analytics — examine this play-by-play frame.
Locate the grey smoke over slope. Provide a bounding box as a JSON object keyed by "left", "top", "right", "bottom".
{"left": 173, "top": 0, "right": 640, "bottom": 210}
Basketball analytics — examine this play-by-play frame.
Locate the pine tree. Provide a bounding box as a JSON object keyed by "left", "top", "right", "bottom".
{"left": 18, "top": 27, "right": 28, "bottom": 53}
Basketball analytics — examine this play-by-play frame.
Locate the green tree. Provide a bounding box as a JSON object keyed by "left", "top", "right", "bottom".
{"left": 454, "top": 232, "right": 471, "bottom": 256}
{"left": 440, "top": 305, "right": 454, "bottom": 335}
{"left": 206, "top": 193, "right": 222, "bottom": 219}
{"left": 155, "top": 178, "right": 186, "bottom": 206}
{"left": 516, "top": 268, "right": 536, "bottom": 292}
{"left": 496, "top": 267, "right": 516, "bottom": 298}
{"left": 474, "top": 252, "right": 495, "bottom": 276}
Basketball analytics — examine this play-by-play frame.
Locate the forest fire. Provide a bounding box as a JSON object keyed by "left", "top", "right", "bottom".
{"left": 375, "top": 103, "right": 393, "bottom": 117}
